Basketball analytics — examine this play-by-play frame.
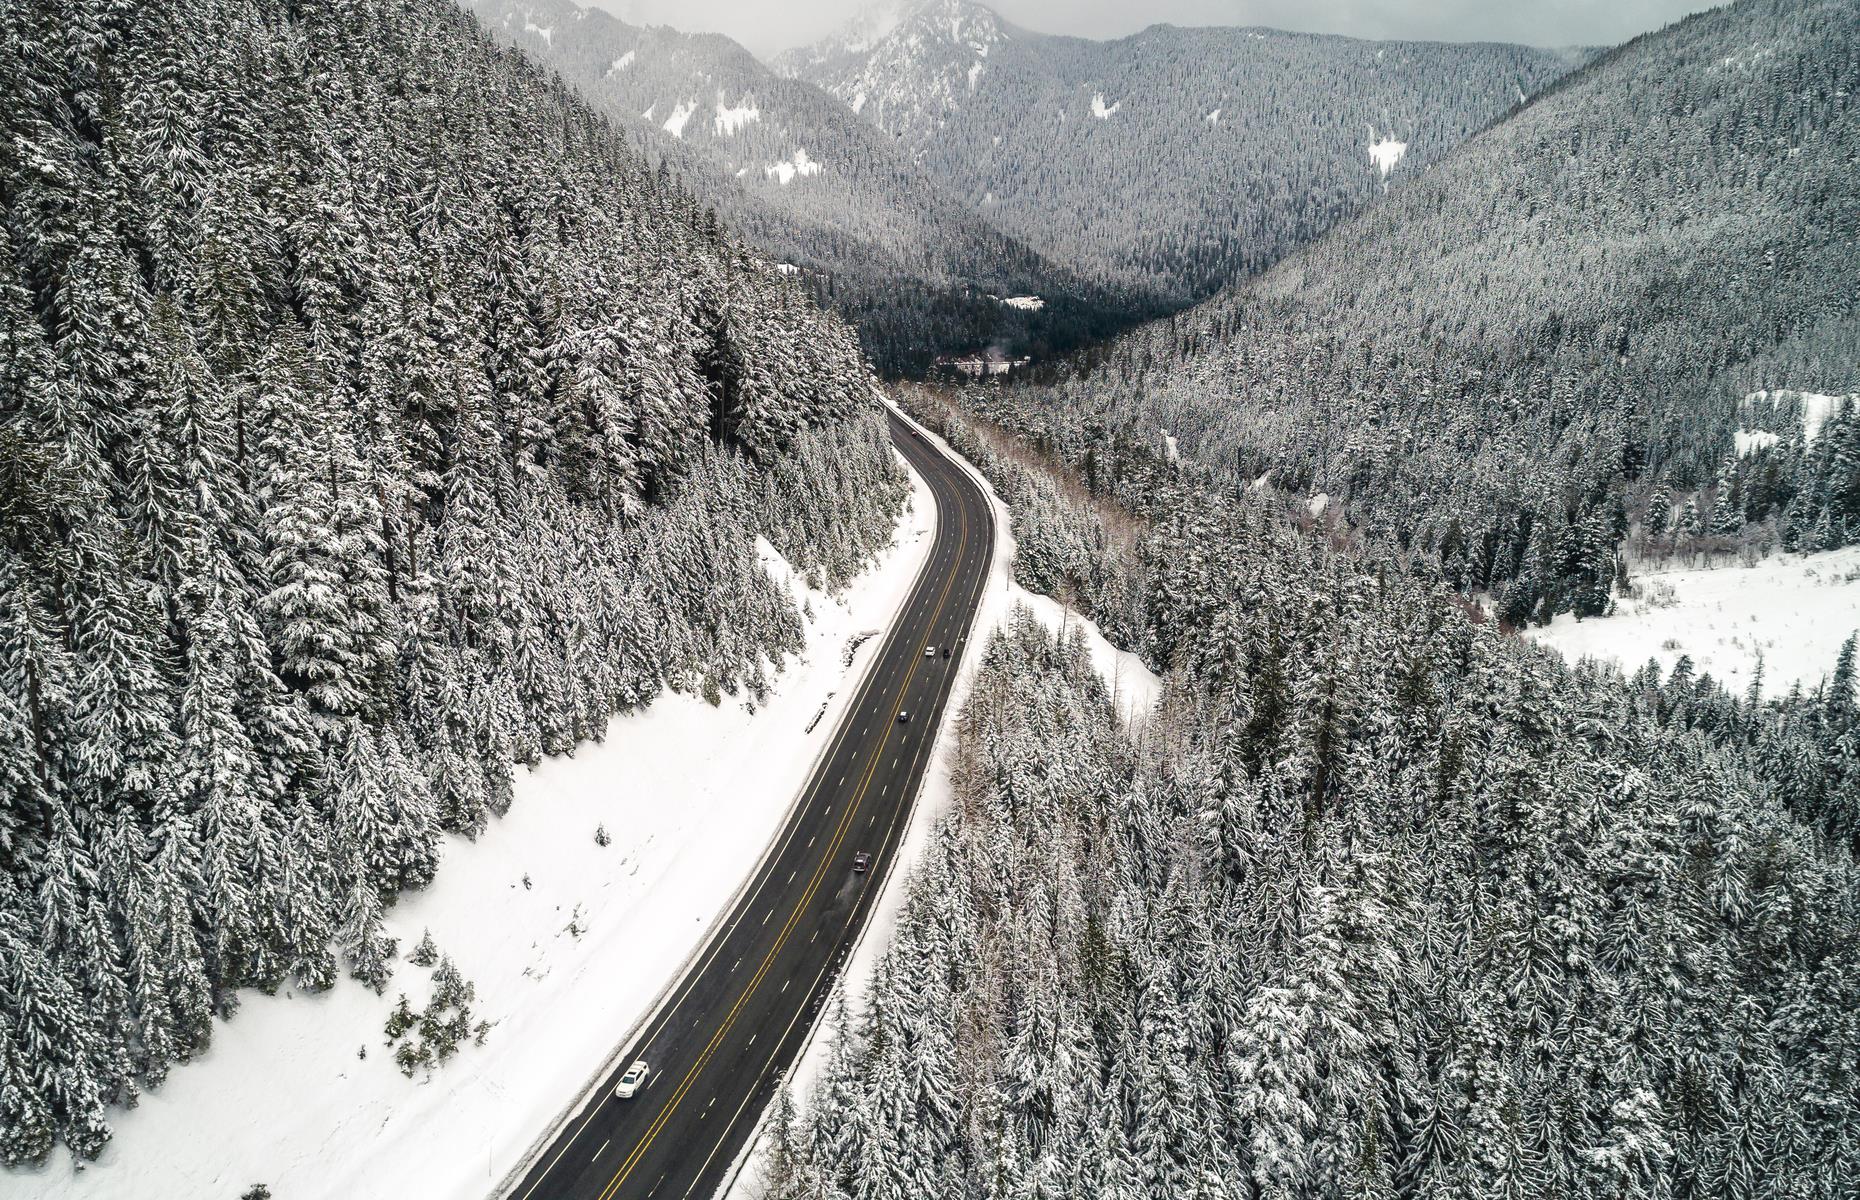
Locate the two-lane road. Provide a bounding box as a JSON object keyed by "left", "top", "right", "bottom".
{"left": 503, "top": 408, "right": 995, "bottom": 1200}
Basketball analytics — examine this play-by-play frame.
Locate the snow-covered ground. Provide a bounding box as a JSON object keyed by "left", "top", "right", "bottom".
{"left": 1527, "top": 545, "right": 1860, "bottom": 698}
{"left": 1367, "top": 130, "right": 1408, "bottom": 176}
{"left": 764, "top": 149, "right": 822, "bottom": 184}
{"left": 713, "top": 97, "right": 761, "bottom": 136}
{"left": 662, "top": 99, "right": 697, "bottom": 138}
{"left": 721, "top": 402, "right": 1162, "bottom": 1198}
{"left": 16, "top": 466, "right": 940, "bottom": 1200}
{"left": 1744, "top": 388, "right": 1850, "bottom": 445}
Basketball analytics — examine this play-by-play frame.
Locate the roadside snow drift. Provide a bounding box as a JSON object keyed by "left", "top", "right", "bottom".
{"left": 22, "top": 463, "right": 939, "bottom": 1200}
{"left": 721, "top": 402, "right": 1160, "bottom": 1198}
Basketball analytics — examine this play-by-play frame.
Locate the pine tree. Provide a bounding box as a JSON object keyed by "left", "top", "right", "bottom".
{"left": 1710, "top": 463, "right": 1742, "bottom": 536}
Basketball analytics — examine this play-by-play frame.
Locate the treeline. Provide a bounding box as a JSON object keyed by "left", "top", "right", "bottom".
{"left": 0, "top": 0, "right": 902, "bottom": 1165}
{"left": 763, "top": 408, "right": 1860, "bottom": 1200}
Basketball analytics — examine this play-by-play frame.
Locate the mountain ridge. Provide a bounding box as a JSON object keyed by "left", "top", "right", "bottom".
{"left": 467, "top": 0, "right": 1146, "bottom": 375}
{"left": 973, "top": 0, "right": 1860, "bottom": 627}
{"left": 779, "top": 0, "right": 1587, "bottom": 304}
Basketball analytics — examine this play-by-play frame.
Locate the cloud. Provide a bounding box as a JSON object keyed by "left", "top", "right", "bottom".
{"left": 587, "top": 0, "right": 1724, "bottom": 57}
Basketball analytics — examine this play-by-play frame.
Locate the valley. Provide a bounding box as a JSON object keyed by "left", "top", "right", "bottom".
{"left": 0, "top": 2, "right": 1854, "bottom": 1199}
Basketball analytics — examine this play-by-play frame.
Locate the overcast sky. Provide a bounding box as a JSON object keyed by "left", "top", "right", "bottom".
{"left": 587, "top": 0, "right": 1724, "bottom": 58}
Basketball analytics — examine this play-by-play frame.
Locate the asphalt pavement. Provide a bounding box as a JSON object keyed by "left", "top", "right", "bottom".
{"left": 500, "top": 408, "right": 996, "bottom": 1200}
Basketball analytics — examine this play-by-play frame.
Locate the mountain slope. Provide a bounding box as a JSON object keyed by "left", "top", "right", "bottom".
{"left": 763, "top": 517, "right": 1860, "bottom": 1200}
{"left": 0, "top": 0, "right": 906, "bottom": 1166}
{"left": 464, "top": 0, "right": 1143, "bottom": 375}
{"left": 780, "top": 0, "right": 1584, "bottom": 304}
{"left": 975, "top": 0, "right": 1860, "bottom": 626}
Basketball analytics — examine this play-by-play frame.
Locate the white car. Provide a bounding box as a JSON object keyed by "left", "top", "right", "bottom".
{"left": 614, "top": 1060, "right": 650, "bottom": 1099}
{"left": 924, "top": 646, "right": 936, "bottom": 658}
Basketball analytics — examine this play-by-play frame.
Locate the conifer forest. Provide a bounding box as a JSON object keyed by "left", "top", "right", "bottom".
{"left": 1, "top": 0, "right": 1855, "bottom": 1196}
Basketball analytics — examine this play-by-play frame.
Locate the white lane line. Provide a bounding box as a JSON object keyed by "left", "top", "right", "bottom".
{"left": 690, "top": 957, "right": 829, "bottom": 1195}
{"left": 529, "top": 431, "right": 979, "bottom": 1200}
{"left": 594, "top": 1138, "right": 610, "bottom": 1161}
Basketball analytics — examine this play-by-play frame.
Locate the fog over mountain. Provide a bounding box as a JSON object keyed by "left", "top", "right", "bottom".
{"left": 585, "top": 0, "right": 1720, "bottom": 58}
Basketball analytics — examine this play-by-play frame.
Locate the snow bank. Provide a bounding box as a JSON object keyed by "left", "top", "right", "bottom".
{"left": 764, "top": 148, "right": 822, "bottom": 185}
{"left": 714, "top": 97, "right": 761, "bottom": 137}
{"left": 1526, "top": 545, "right": 1860, "bottom": 699}
{"left": 23, "top": 468, "right": 940, "bottom": 1200}
{"left": 721, "top": 402, "right": 1161, "bottom": 1198}
{"left": 662, "top": 99, "right": 697, "bottom": 139}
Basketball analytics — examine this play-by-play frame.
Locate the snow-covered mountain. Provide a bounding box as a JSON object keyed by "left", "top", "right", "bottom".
{"left": 465, "top": 0, "right": 1137, "bottom": 374}
{"left": 776, "top": 0, "right": 1015, "bottom": 143}
{"left": 778, "top": 0, "right": 1586, "bottom": 304}
{"left": 0, "top": 0, "right": 911, "bottom": 1169}
{"left": 956, "top": 0, "right": 1860, "bottom": 629}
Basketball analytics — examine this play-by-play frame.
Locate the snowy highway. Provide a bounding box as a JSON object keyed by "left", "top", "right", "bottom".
{"left": 500, "top": 408, "right": 996, "bottom": 1200}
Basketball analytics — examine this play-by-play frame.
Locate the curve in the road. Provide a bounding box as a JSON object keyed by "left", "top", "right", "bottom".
{"left": 502, "top": 407, "right": 995, "bottom": 1200}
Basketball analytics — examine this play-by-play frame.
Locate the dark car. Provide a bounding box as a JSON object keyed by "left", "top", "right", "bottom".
{"left": 897, "top": 710, "right": 910, "bottom": 723}
{"left": 852, "top": 852, "right": 872, "bottom": 874}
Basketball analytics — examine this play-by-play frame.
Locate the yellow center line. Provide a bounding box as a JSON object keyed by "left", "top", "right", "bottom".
{"left": 686, "top": 465, "right": 993, "bottom": 1193}
{"left": 591, "top": 453, "right": 970, "bottom": 1200}
{"left": 520, "top": 428, "right": 953, "bottom": 1200}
